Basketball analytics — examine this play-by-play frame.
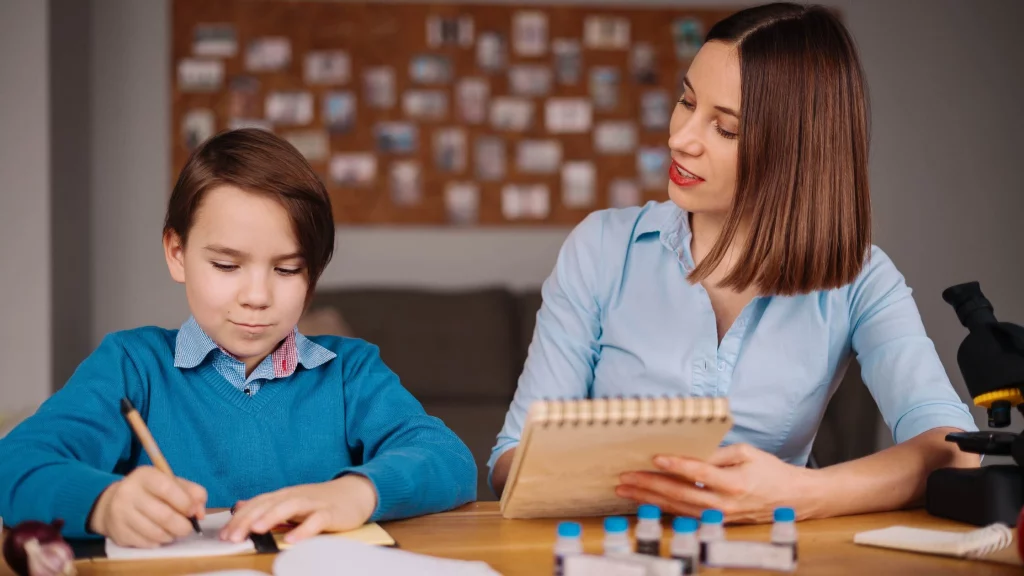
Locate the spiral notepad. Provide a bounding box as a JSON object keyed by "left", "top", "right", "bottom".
{"left": 500, "top": 397, "right": 733, "bottom": 519}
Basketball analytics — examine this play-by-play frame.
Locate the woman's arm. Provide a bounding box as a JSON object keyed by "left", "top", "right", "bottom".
{"left": 618, "top": 427, "right": 977, "bottom": 523}
{"left": 849, "top": 247, "right": 979, "bottom": 446}
{"left": 488, "top": 212, "right": 610, "bottom": 496}
{"left": 803, "top": 246, "right": 981, "bottom": 515}
{"left": 491, "top": 449, "right": 516, "bottom": 496}
{"left": 806, "top": 426, "right": 978, "bottom": 518}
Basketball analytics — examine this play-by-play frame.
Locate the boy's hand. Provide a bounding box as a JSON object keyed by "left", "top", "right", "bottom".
{"left": 89, "top": 466, "right": 208, "bottom": 548}
{"left": 221, "top": 474, "right": 377, "bottom": 545}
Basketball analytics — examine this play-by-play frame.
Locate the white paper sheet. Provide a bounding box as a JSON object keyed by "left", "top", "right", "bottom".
{"left": 273, "top": 536, "right": 502, "bottom": 576}
{"left": 105, "top": 510, "right": 256, "bottom": 560}
{"left": 185, "top": 571, "right": 269, "bottom": 576}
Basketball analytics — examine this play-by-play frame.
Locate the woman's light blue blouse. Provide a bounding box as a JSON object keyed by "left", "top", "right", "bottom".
{"left": 489, "top": 201, "right": 976, "bottom": 482}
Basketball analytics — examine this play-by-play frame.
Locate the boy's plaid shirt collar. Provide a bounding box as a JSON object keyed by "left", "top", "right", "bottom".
{"left": 173, "top": 316, "right": 335, "bottom": 379}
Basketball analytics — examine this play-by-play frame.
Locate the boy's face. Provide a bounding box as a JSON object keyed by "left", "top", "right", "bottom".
{"left": 164, "top": 185, "right": 309, "bottom": 370}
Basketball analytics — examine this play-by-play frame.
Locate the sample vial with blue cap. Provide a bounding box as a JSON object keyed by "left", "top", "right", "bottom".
{"left": 671, "top": 517, "right": 699, "bottom": 574}
{"left": 635, "top": 504, "right": 663, "bottom": 556}
{"left": 698, "top": 509, "right": 724, "bottom": 564}
{"left": 603, "top": 516, "right": 632, "bottom": 557}
{"left": 771, "top": 506, "right": 798, "bottom": 564}
{"left": 554, "top": 521, "right": 583, "bottom": 576}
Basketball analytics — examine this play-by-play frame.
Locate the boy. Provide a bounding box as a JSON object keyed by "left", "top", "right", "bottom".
{"left": 0, "top": 129, "right": 477, "bottom": 547}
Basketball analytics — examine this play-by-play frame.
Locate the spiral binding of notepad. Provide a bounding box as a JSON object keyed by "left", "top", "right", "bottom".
{"left": 963, "top": 524, "right": 1014, "bottom": 559}
{"left": 527, "top": 397, "right": 731, "bottom": 427}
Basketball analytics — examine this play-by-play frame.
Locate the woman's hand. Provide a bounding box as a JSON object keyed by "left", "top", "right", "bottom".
{"left": 616, "top": 443, "right": 818, "bottom": 523}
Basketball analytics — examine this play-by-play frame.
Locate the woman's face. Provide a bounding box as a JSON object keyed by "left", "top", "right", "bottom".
{"left": 667, "top": 41, "right": 742, "bottom": 218}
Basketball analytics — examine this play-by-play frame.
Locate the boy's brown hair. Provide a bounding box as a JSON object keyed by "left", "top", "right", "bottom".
{"left": 690, "top": 3, "right": 871, "bottom": 295}
{"left": 163, "top": 128, "right": 335, "bottom": 299}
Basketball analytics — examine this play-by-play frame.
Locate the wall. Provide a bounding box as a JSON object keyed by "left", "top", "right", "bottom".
{"left": 51, "top": 0, "right": 95, "bottom": 390}
{"left": 850, "top": 0, "right": 1024, "bottom": 439}
{"left": 91, "top": 0, "right": 183, "bottom": 344}
{"left": 0, "top": 0, "right": 51, "bottom": 410}
{"left": 85, "top": 0, "right": 1024, "bottom": 439}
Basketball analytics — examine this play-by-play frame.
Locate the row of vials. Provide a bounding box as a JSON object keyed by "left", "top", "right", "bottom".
{"left": 553, "top": 505, "right": 798, "bottom": 575}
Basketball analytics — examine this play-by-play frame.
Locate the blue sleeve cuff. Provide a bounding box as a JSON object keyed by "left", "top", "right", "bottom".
{"left": 892, "top": 402, "right": 978, "bottom": 444}
{"left": 51, "top": 468, "right": 121, "bottom": 538}
{"left": 335, "top": 464, "right": 393, "bottom": 523}
{"left": 337, "top": 455, "right": 475, "bottom": 523}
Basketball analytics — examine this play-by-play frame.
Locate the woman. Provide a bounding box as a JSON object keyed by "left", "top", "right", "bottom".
{"left": 489, "top": 2, "right": 979, "bottom": 523}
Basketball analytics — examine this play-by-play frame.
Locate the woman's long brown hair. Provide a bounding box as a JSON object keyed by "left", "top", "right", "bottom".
{"left": 689, "top": 3, "right": 871, "bottom": 296}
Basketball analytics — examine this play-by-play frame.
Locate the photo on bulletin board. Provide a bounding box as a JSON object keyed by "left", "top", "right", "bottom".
{"left": 562, "top": 161, "right": 596, "bottom": 209}
{"left": 456, "top": 78, "right": 489, "bottom": 124}
{"left": 178, "top": 59, "right": 223, "bottom": 92}
{"left": 305, "top": 50, "right": 350, "bottom": 85}
{"left": 553, "top": 39, "right": 582, "bottom": 85}
{"left": 324, "top": 91, "right": 356, "bottom": 133}
{"left": 245, "top": 37, "right": 290, "bottom": 72}
{"left": 474, "top": 136, "right": 507, "bottom": 181}
{"left": 228, "top": 76, "right": 260, "bottom": 117}
{"left": 284, "top": 130, "right": 329, "bottom": 162}
{"left": 330, "top": 153, "right": 377, "bottom": 188}
{"left": 390, "top": 160, "right": 423, "bottom": 207}
{"left": 364, "top": 66, "right": 397, "bottom": 109}
{"left": 193, "top": 23, "right": 237, "bottom": 57}
{"left": 434, "top": 128, "right": 468, "bottom": 173}
{"left": 445, "top": 182, "right": 480, "bottom": 225}
{"left": 477, "top": 31, "right": 507, "bottom": 72}
{"left": 171, "top": 0, "right": 737, "bottom": 226}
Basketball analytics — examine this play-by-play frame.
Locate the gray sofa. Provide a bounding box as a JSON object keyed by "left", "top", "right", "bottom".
{"left": 307, "top": 288, "right": 881, "bottom": 500}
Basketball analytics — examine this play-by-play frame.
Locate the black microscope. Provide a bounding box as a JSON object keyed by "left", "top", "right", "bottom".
{"left": 926, "top": 281, "right": 1024, "bottom": 526}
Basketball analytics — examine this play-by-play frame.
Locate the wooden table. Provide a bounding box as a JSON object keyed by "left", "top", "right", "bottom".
{"left": 1, "top": 503, "right": 1020, "bottom": 575}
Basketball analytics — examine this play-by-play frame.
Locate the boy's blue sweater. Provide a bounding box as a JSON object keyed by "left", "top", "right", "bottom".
{"left": 0, "top": 328, "right": 477, "bottom": 537}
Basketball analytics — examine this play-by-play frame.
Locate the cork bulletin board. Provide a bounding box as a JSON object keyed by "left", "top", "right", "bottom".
{"left": 172, "top": 0, "right": 736, "bottom": 226}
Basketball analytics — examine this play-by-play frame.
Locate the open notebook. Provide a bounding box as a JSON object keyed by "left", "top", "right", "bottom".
{"left": 500, "top": 397, "right": 733, "bottom": 518}
{"left": 104, "top": 510, "right": 395, "bottom": 560}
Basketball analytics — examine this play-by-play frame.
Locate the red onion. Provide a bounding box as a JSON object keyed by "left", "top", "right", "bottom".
{"left": 2, "top": 519, "right": 76, "bottom": 576}
{"left": 1017, "top": 505, "right": 1024, "bottom": 562}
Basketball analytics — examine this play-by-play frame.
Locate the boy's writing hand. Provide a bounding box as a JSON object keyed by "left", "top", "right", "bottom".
{"left": 89, "top": 466, "right": 208, "bottom": 548}
{"left": 220, "top": 474, "right": 377, "bottom": 545}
